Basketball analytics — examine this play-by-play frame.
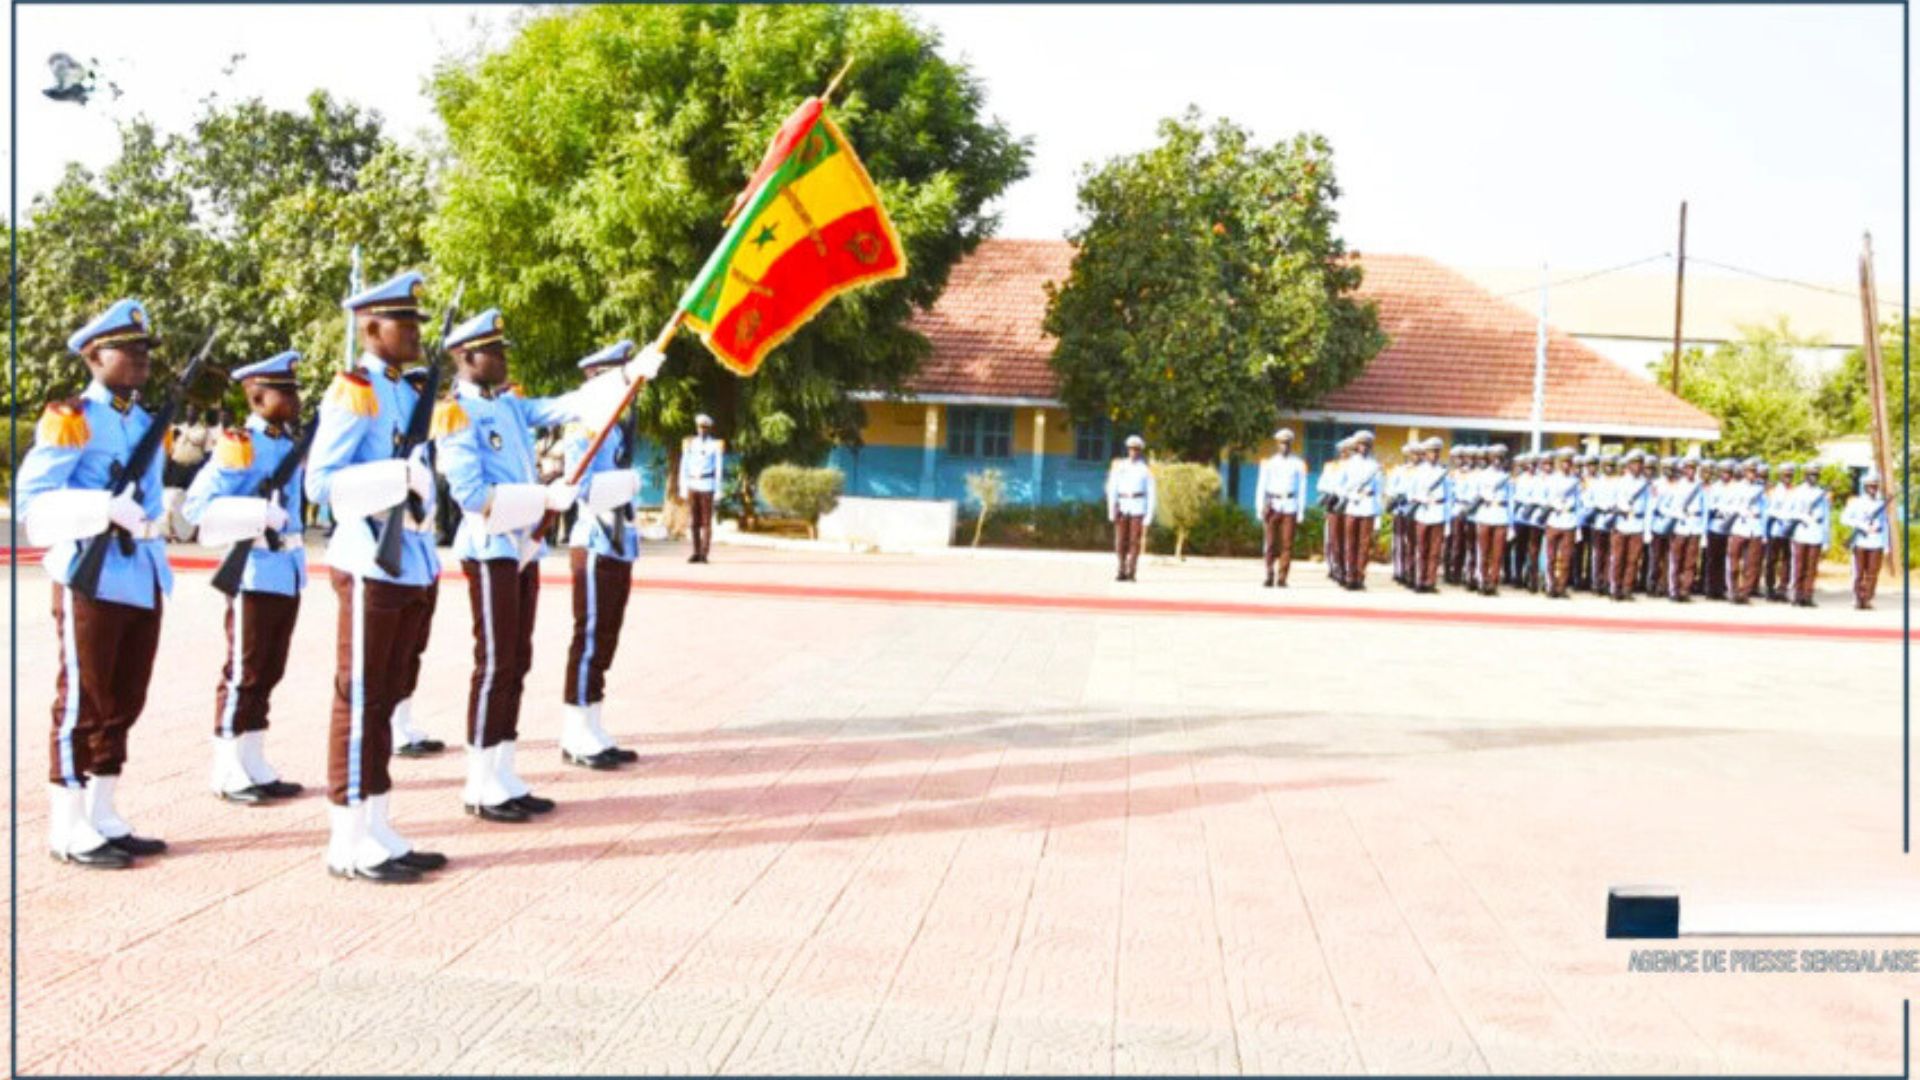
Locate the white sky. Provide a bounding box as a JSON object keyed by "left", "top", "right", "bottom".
{"left": 5, "top": 4, "right": 1911, "bottom": 295}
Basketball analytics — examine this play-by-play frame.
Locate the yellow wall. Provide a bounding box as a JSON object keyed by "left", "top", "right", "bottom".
{"left": 861, "top": 401, "right": 933, "bottom": 448}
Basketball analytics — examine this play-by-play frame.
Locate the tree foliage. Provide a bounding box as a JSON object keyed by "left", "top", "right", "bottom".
{"left": 1044, "top": 109, "right": 1384, "bottom": 462}
{"left": 10, "top": 93, "right": 433, "bottom": 412}
{"left": 758, "top": 463, "right": 845, "bottom": 537}
{"left": 428, "top": 4, "right": 1030, "bottom": 486}
{"left": 1815, "top": 316, "right": 1915, "bottom": 445}
{"left": 1658, "top": 320, "right": 1826, "bottom": 460}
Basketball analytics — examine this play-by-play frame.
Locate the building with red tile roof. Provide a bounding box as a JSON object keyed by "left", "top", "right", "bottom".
{"left": 835, "top": 239, "right": 1719, "bottom": 508}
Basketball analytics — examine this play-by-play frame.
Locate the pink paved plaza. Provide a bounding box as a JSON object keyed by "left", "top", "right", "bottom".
{"left": 6, "top": 541, "right": 1917, "bottom": 1074}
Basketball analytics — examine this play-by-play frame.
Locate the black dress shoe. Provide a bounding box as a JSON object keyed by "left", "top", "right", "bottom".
{"left": 329, "top": 858, "right": 423, "bottom": 884}
{"left": 509, "top": 793, "right": 556, "bottom": 815}
{"left": 218, "top": 785, "right": 272, "bottom": 806}
{"left": 465, "top": 801, "right": 531, "bottom": 823}
{"left": 606, "top": 746, "right": 640, "bottom": 764}
{"left": 259, "top": 779, "right": 304, "bottom": 799}
{"left": 563, "top": 747, "right": 624, "bottom": 771}
{"left": 395, "top": 739, "right": 446, "bottom": 758}
{"left": 53, "top": 843, "right": 133, "bottom": 869}
{"left": 560, "top": 745, "right": 622, "bottom": 768}
{"left": 106, "top": 833, "right": 167, "bottom": 857}
{"left": 395, "top": 849, "right": 448, "bottom": 872}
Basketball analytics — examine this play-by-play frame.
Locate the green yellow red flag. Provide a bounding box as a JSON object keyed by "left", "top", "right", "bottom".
{"left": 678, "top": 97, "right": 907, "bottom": 376}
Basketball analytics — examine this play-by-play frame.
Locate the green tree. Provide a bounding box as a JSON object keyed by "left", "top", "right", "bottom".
{"left": 1658, "top": 320, "right": 1825, "bottom": 460}
{"left": 1044, "top": 109, "right": 1384, "bottom": 462}
{"left": 1815, "top": 316, "right": 1915, "bottom": 443}
{"left": 758, "top": 463, "right": 845, "bottom": 538}
{"left": 11, "top": 93, "right": 433, "bottom": 412}
{"left": 428, "top": 4, "right": 1030, "bottom": 499}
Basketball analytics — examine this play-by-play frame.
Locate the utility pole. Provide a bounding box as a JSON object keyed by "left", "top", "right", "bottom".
{"left": 1858, "top": 232, "right": 1901, "bottom": 578}
{"left": 1530, "top": 261, "right": 1547, "bottom": 453}
{"left": 1668, "top": 200, "right": 1688, "bottom": 397}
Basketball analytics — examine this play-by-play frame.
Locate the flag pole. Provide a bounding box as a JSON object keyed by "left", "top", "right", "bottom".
{"left": 564, "top": 59, "right": 854, "bottom": 485}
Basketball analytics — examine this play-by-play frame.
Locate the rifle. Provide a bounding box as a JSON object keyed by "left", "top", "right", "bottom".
{"left": 372, "top": 285, "right": 462, "bottom": 578}
{"left": 69, "top": 328, "right": 219, "bottom": 600}
{"left": 209, "top": 421, "right": 319, "bottom": 596}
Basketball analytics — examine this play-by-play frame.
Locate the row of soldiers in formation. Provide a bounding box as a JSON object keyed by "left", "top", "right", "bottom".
{"left": 18, "top": 273, "right": 730, "bottom": 879}
{"left": 1278, "top": 430, "right": 1893, "bottom": 607}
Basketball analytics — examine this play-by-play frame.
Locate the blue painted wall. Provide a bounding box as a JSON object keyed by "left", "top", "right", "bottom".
{"left": 827, "top": 445, "right": 1117, "bottom": 507}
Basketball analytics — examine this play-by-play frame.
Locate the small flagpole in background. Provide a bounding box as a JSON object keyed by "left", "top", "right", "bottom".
{"left": 1530, "top": 260, "right": 1547, "bottom": 454}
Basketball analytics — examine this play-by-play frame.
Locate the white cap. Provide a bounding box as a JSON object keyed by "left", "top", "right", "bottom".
{"left": 1274, "top": 428, "right": 1294, "bottom": 441}
{"left": 1125, "top": 434, "right": 1145, "bottom": 449}
{"left": 694, "top": 413, "right": 713, "bottom": 426}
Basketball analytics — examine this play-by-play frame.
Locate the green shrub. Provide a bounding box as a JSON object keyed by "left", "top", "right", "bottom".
{"left": 1147, "top": 499, "right": 1261, "bottom": 557}
{"left": 757, "top": 464, "right": 844, "bottom": 538}
{"left": 955, "top": 501, "right": 1115, "bottom": 550}
{"left": 0, "top": 417, "right": 27, "bottom": 498}
{"left": 1150, "top": 461, "right": 1222, "bottom": 558}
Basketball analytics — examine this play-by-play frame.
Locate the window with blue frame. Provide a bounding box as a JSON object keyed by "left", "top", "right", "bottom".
{"left": 1074, "top": 418, "right": 1118, "bottom": 462}
{"left": 947, "top": 406, "right": 1013, "bottom": 459}
{"left": 1450, "top": 428, "right": 1492, "bottom": 449}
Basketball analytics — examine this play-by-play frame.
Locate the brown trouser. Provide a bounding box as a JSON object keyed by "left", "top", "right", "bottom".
{"left": 1790, "top": 542, "right": 1822, "bottom": 604}
{"left": 1544, "top": 526, "right": 1575, "bottom": 595}
{"left": 1588, "top": 529, "right": 1611, "bottom": 592}
{"left": 1261, "top": 511, "right": 1297, "bottom": 584}
{"left": 1852, "top": 547, "right": 1884, "bottom": 607}
{"left": 1608, "top": 531, "right": 1643, "bottom": 597}
{"left": 1325, "top": 511, "right": 1345, "bottom": 580}
{"left": 1443, "top": 518, "right": 1471, "bottom": 583}
{"left": 688, "top": 491, "right": 715, "bottom": 558}
{"left": 1415, "top": 522, "right": 1445, "bottom": 589}
{"left": 400, "top": 577, "right": 437, "bottom": 701}
{"left": 1644, "top": 534, "right": 1670, "bottom": 595}
{"left": 565, "top": 547, "right": 634, "bottom": 706}
{"left": 1667, "top": 534, "right": 1701, "bottom": 598}
{"left": 1702, "top": 533, "right": 1729, "bottom": 597}
{"left": 1764, "top": 536, "right": 1793, "bottom": 598}
{"left": 1393, "top": 514, "right": 1413, "bottom": 580}
{"left": 1726, "top": 534, "right": 1764, "bottom": 602}
{"left": 329, "top": 570, "right": 432, "bottom": 806}
{"left": 1474, "top": 524, "right": 1506, "bottom": 591}
{"left": 463, "top": 559, "right": 541, "bottom": 750}
{"left": 1342, "top": 514, "right": 1376, "bottom": 585}
{"left": 50, "top": 585, "right": 163, "bottom": 786}
{"left": 214, "top": 590, "right": 301, "bottom": 737}
{"left": 1114, "top": 513, "right": 1146, "bottom": 577}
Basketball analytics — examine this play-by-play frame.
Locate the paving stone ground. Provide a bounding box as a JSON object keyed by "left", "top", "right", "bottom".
{"left": 5, "top": 539, "right": 1916, "bottom": 1074}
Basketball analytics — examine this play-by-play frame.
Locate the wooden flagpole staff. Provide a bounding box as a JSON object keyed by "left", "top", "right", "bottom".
{"left": 564, "top": 58, "right": 857, "bottom": 487}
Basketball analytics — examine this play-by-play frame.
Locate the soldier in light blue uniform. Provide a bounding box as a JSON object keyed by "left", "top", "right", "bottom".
{"left": 303, "top": 270, "right": 446, "bottom": 884}
{"left": 679, "top": 415, "right": 725, "bottom": 563}
{"left": 182, "top": 350, "right": 308, "bottom": 806}
{"left": 434, "top": 309, "right": 658, "bottom": 821}
{"left": 1725, "top": 457, "right": 1770, "bottom": 604}
{"left": 1469, "top": 445, "right": 1513, "bottom": 596}
{"left": 1338, "top": 430, "right": 1383, "bottom": 590}
{"left": 1540, "top": 448, "right": 1583, "bottom": 598}
{"left": 1661, "top": 455, "right": 1708, "bottom": 600}
{"left": 559, "top": 341, "right": 646, "bottom": 769}
{"left": 1763, "top": 462, "right": 1800, "bottom": 602}
{"left": 1607, "top": 450, "right": 1655, "bottom": 601}
{"left": 19, "top": 299, "right": 175, "bottom": 869}
{"left": 1788, "top": 463, "right": 1831, "bottom": 607}
{"left": 1841, "top": 469, "right": 1890, "bottom": 609}
{"left": 1409, "top": 437, "right": 1450, "bottom": 593}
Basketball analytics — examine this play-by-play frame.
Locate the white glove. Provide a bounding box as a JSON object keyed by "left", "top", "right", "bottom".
{"left": 264, "top": 502, "right": 291, "bottom": 532}
{"left": 328, "top": 459, "right": 408, "bottom": 519}
{"left": 407, "top": 458, "right": 435, "bottom": 501}
{"left": 584, "top": 470, "right": 640, "bottom": 513}
{"left": 482, "top": 484, "right": 549, "bottom": 535}
{"left": 23, "top": 489, "right": 111, "bottom": 547}
{"left": 545, "top": 480, "right": 579, "bottom": 511}
{"left": 197, "top": 497, "right": 271, "bottom": 547}
{"left": 107, "top": 490, "right": 150, "bottom": 533}
{"left": 622, "top": 346, "right": 666, "bottom": 383}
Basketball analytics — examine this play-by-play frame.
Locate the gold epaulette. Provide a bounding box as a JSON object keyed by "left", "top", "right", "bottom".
{"left": 214, "top": 428, "right": 254, "bottom": 470}
{"left": 35, "top": 400, "right": 88, "bottom": 449}
{"left": 430, "top": 398, "right": 469, "bottom": 439}
{"left": 325, "top": 372, "right": 378, "bottom": 418}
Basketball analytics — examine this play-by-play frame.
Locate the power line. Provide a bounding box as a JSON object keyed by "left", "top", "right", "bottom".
{"left": 1688, "top": 255, "right": 1909, "bottom": 314}
{"left": 1490, "top": 252, "right": 1673, "bottom": 299}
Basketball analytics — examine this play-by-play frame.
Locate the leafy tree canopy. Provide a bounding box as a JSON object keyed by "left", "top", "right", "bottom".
{"left": 1043, "top": 108, "right": 1384, "bottom": 462}
{"left": 1658, "top": 319, "right": 1829, "bottom": 461}
{"left": 427, "top": 4, "right": 1030, "bottom": 487}
{"left": 12, "top": 92, "right": 433, "bottom": 412}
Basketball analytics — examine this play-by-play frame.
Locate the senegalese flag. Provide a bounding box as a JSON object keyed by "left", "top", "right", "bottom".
{"left": 678, "top": 97, "right": 907, "bottom": 375}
